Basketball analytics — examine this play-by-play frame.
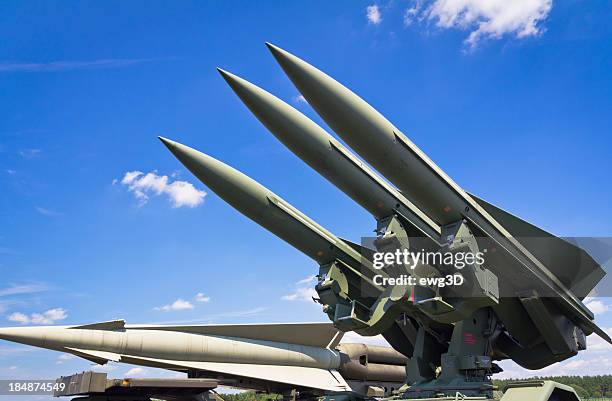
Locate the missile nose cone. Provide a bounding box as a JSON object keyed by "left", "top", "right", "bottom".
{"left": 216, "top": 67, "right": 232, "bottom": 79}
{"left": 158, "top": 135, "right": 176, "bottom": 149}
{"left": 265, "top": 43, "right": 312, "bottom": 82}
{"left": 265, "top": 42, "right": 287, "bottom": 61}
{"left": 216, "top": 68, "right": 313, "bottom": 146}
{"left": 215, "top": 66, "right": 337, "bottom": 179}
{"left": 159, "top": 137, "right": 211, "bottom": 178}
{"left": 158, "top": 137, "right": 209, "bottom": 176}
{"left": 216, "top": 68, "right": 257, "bottom": 101}
{"left": 0, "top": 326, "right": 49, "bottom": 347}
{"left": 159, "top": 137, "right": 269, "bottom": 219}
{"left": 264, "top": 44, "right": 361, "bottom": 134}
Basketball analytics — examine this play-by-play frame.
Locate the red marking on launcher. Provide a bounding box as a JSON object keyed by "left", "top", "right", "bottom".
{"left": 464, "top": 332, "right": 476, "bottom": 345}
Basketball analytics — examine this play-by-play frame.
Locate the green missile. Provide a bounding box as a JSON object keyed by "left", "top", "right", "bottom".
{"left": 159, "top": 137, "right": 375, "bottom": 277}
{"left": 217, "top": 68, "right": 440, "bottom": 240}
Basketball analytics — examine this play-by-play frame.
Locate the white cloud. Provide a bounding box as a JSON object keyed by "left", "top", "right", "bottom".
{"left": 0, "top": 59, "right": 154, "bottom": 73}
{"left": 296, "top": 275, "right": 317, "bottom": 285}
{"left": 19, "top": 148, "right": 41, "bottom": 159}
{"left": 292, "top": 95, "right": 307, "bottom": 104}
{"left": 57, "top": 354, "right": 77, "bottom": 364}
{"left": 33, "top": 308, "right": 66, "bottom": 322}
{"left": 423, "top": 0, "right": 553, "bottom": 47}
{"left": 119, "top": 171, "right": 206, "bottom": 208}
{"left": 154, "top": 299, "right": 194, "bottom": 312}
{"left": 7, "top": 308, "right": 67, "bottom": 325}
{"left": 282, "top": 275, "right": 320, "bottom": 301}
{"left": 35, "top": 206, "right": 64, "bottom": 217}
{"left": 366, "top": 5, "right": 382, "bottom": 25}
{"left": 281, "top": 286, "right": 318, "bottom": 302}
{"left": 0, "top": 283, "right": 49, "bottom": 297}
{"left": 91, "top": 363, "right": 117, "bottom": 373}
{"left": 125, "top": 367, "right": 147, "bottom": 377}
{"left": 403, "top": 0, "right": 422, "bottom": 26}
{"left": 195, "top": 293, "right": 210, "bottom": 303}
{"left": 341, "top": 331, "right": 390, "bottom": 346}
{"left": 7, "top": 312, "right": 29, "bottom": 324}
{"left": 121, "top": 171, "right": 142, "bottom": 184}
{"left": 584, "top": 297, "right": 610, "bottom": 315}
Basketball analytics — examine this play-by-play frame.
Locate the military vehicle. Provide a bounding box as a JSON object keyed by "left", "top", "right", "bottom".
{"left": 157, "top": 43, "right": 610, "bottom": 400}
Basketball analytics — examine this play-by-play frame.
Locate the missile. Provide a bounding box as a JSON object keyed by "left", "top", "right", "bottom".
{"left": 0, "top": 322, "right": 339, "bottom": 369}
{"left": 159, "top": 137, "right": 353, "bottom": 265}
{"left": 158, "top": 137, "right": 385, "bottom": 295}
{"left": 217, "top": 68, "right": 440, "bottom": 240}
{"left": 265, "top": 43, "right": 609, "bottom": 339}
{"left": 0, "top": 320, "right": 408, "bottom": 395}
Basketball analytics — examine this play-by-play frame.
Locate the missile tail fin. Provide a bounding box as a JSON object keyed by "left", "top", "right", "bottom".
{"left": 64, "top": 347, "right": 121, "bottom": 364}
{"left": 469, "top": 193, "right": 606, "bottom": 299}
{"left": 71, "top": 320, "right": 126, "bottom": 331}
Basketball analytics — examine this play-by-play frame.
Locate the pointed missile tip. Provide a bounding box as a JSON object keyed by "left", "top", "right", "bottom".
{"left": 216, "top": 68, "right": 247, "bottom": 91}
{"left": 265, "top": 43, "right": 300, "bottom": 72}
{"left": 265, "top": 42, "right": 285, "bottom": 59}
{"left": 216, "top": 67, "right": 230, "bottom": 78}
{"left": 216, "top": 67, "right": 237, "bottom": 84}
{"left": 158, "top": 136, "right": 184, "bottom": 156}
{"left": 157, "top": 137, "right": 212, "bottom": 170}
{"left": 158, "top": 135, "right": 174, "bottom": 148}
{"left": 264, "top": 42, "right": 281, "bottom": 54}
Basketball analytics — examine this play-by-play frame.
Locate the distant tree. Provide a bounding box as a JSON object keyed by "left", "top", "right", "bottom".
{"left": 571, "top": 384, "right": 589, "bottom": 399}
{"left": 221, "top": 391, "right": 282, "bottom": 401}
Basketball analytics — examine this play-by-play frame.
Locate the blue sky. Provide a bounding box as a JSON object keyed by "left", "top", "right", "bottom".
{"left": 1, "top": 0, "right": 611, "bottom": 394}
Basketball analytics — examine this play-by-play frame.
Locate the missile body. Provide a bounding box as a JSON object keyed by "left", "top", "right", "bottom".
{"left": 159, "top": 137, "right": 364, "bottom": 269}
{"left": 159, "top": 137, "right": 388, "bottom": 309}
{"left": 0, "top": 326, "right": 338, "bottom": 368}
{"left": 217, "top": 68, "right": 440, "bottom": 240}
{"left": 0, "top": 321, "right": 408, "bottom": 392}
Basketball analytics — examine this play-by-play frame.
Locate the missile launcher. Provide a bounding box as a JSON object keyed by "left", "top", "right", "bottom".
{"left": 1, "top": 42, "right": 608, "bottom": 401}
{"left": 159, "top": 43, "right": 609, "bottom": 399}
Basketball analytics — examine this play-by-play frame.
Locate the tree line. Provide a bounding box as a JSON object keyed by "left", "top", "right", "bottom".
{"left": 493, "top": 375, "right": 612, "bottom": 399}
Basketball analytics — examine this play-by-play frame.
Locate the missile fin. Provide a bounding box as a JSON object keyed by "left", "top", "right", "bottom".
{"left": 119, "top": 355, "right": 351, "bottom": 392}
{"left": 71, "top": 320, "right": 126, "bottom": 331}
{"left": 469, "top": 193, "right": 605, "bottom": 299}
{"left": 64, "top": 347, "right": 121, "bottom": 364}
{"left": 327, "top": 330, "right": 344, "bottom": 349}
